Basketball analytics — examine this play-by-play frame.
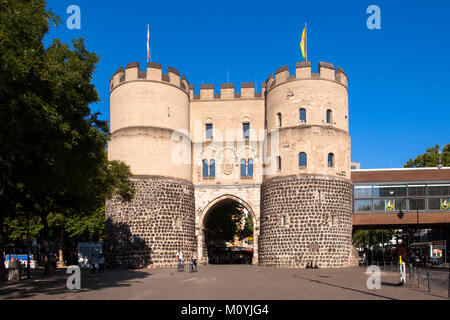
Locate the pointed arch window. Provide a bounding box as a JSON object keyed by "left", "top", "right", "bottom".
{"left": 205, "top": 123, "right": 213, "bottom": 140}
{"left": 243, "top": 122, "right": 250, "bottom": 139}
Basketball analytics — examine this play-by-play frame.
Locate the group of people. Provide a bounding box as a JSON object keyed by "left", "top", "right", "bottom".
{"left": 89, "top": 253, "right": 105, "bottom": 276}
{"left": 176, "top": 250, "right": 198, "bottom": 272}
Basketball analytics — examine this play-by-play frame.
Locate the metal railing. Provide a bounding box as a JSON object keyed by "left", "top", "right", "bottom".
{"left": 406, "top": 264, "right": 450, "bottom": 297}
{"left": 360, "top": 261, "right": 450, "bottom": 298}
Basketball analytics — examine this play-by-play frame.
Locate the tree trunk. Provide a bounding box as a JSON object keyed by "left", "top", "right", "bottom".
{"left": 0, "top": 173, "right": 8, "bottom": 282}
{"left": 0, "top": 214, "right": 7, "bottom": 282}
{"left": 41, "top": 213, "right": 50, "bottom": 275}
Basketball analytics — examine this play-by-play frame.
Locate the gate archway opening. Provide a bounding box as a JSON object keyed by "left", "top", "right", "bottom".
{"left": 198, "top": 195, "right": 258, "bottom": 265}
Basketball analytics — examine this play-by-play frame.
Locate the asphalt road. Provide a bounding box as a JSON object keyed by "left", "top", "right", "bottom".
{"left": 0, "top": 265, "right": 447, "bottom": 300}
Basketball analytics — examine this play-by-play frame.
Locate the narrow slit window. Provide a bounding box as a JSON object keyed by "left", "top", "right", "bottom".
{"left": 205, "top": 123, "right": 213, "bottom": 140}
{"left": 243, "top": 123, "right": 250, "bottom": 139}
{"left": 300, "top": 108, "right": 306, "bottom": 123}
{"left": 326, "top": 109, "right": 332, "bottom": 124}
{"left": 299, "top": 152, "right": 307, "bottom": 167}
{"left": 276, "top": 113, "right": 282, "bottom": 128}
{"left": 328, "top": 153, "right": 335, "bottom": 168}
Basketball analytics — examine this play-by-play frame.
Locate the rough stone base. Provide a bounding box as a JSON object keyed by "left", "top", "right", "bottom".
{"left": 259, "top": 174, "right": 356, "bottom": 268}
{"left": 105, "top": 176, "right": 196, "bottom": 268}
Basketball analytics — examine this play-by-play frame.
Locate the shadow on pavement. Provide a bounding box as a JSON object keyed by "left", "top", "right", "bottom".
{"left": 0, "top": 268, "right": 152, "bottom": 300}
{"left": 293, "top": 275, "right": 399, "bottom": 300}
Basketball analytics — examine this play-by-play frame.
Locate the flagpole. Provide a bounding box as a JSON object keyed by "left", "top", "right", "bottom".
{"left": 147, "top": 24, "right": 150, "bottom": 63}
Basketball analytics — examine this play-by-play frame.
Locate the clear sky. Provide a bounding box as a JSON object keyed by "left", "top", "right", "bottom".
{"left": 44, "top": 0, "right": 450, "bottom": 169}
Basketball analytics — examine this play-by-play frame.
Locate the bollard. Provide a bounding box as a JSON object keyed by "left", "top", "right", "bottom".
{"left": 390, "top": 262, "right": 393, "bottom": 272}
{"left": 427, "top": 270, "right": 431, "bottom": 294}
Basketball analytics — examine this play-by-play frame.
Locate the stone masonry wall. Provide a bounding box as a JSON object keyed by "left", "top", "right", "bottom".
{"left": 259, "top": 174, "right": 356, "bottom": 268}
{"left": 105, "top": 176, "right": 196, "bottom": 268}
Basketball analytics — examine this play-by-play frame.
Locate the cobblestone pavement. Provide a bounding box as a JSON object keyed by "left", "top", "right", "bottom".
{"left": 0, "top": 265, "right": 447, "bottom": 300}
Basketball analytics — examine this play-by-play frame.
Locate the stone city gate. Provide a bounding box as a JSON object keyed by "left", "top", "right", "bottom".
{"left": 194, "top": 186, "right": 261, "bottom": 265}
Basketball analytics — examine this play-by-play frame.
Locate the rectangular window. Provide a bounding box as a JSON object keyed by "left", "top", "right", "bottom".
{"left": 373, "top": 185, "right": 406, "bottom": 198}
{"left": 373, "top": 199, "right": 406, "bottom": 211}
{"left": 205, "top": 124, "right": 213, "bottom": 140}
{"left": 243, "top": 123, "right": 250, "bottom": 139}
{"left": 408, "top": 185, "right": 426, "bottom": 197}
{"left": 428, "top": 198, "right": 442, "bottom": 210}
{"left": 409, "top": 198, "right": 426, "bottom": 210}
{"left": 354, "top": 186, "right": 372, "bottom": 199}
{"left": 427, "top": 184, "right": 450, "bottom": 197}
{"left": 354, "top": 200, "right": 372, "bottom": 212}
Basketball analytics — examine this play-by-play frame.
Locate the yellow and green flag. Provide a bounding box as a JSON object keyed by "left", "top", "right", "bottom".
{"left": 300, "top": 23, "right": 307, "bottom": 61}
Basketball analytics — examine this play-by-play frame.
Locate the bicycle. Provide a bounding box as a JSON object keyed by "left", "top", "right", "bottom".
{"left": 177, "top": 260, "right": 185, "bottom": 272}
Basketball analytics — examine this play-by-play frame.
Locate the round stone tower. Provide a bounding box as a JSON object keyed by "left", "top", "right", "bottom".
{"left": 259, "top": 61, "right": 355, "bottom": 268}
{"left": 105, "top": 61, "right": 196, "bottom": 267}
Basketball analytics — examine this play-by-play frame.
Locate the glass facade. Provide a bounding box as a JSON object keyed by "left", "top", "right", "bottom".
{"left": 354, "top": 183, "right": 450, "bottom": 213}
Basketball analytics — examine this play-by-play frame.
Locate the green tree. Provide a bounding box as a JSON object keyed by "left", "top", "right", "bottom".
{"left": 206, "top": 204, "right": 245, "bottom": 245}
{"left": 404, "top": 144, "right": 450, "bottom": 168}
{"left": 352, "top": 229, "right": 396, "bottom": 248}
{"left": 0, "top": 0, "right": 135, "bottom": 280}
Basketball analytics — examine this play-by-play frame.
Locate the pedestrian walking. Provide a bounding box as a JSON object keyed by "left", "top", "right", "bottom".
{"left": 176, "top": 250, "right": 184, "bottom": 272}
{"left": 98, "top": 253, "right": 105, "bottom": 276}
{"left": 90, "top": 253, "right": 98, "bottom": 275}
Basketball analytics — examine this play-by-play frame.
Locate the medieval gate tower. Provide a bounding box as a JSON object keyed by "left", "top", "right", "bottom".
{"left": 105, "top": 60, "right": 356, "bottom": 268}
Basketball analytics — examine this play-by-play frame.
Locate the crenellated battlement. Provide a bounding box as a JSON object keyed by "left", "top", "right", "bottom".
{"left": 265, "top": 61, "right": 348, "bottom": 92}
{"left": 110, "top": 60, "right": 347, "bottom": 101}
{"left": 189, "top": 82, "right": 265, "bottom": 101}
{"left": 110, "top": 61, "right": 190, "bottom": 94}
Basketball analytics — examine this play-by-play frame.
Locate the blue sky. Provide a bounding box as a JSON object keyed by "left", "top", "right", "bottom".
{"left": 44, "top": 0, "right": 450, "bottom": 169}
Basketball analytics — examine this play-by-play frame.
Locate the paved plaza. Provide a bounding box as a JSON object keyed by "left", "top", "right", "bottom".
{"left": 0, "top": 265, "right": 448, "bottom": 300}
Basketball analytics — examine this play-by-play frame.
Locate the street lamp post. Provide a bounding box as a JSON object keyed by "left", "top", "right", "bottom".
{"left": 437, "top": 145, "right": 445, "bottom": 169}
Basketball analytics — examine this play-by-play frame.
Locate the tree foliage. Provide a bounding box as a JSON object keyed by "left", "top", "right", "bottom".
{"left": 352, "top": 229, "right": 396, "bottom": 248}
{"left": 404, "top": 144, "right": 450, "bottom": 168}
{"left": 0, "top": 0, "right": 134, "bottom": 280}
{"left": 205, "top": 204, "right": 253, "bottom": 245}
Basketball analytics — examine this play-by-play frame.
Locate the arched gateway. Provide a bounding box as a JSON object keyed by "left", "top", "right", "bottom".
{"left": 106, "top": 60, "right": 356, "bottom": 269}
{"left": 196, "top": 194, "right": 259, "bottom": 265}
